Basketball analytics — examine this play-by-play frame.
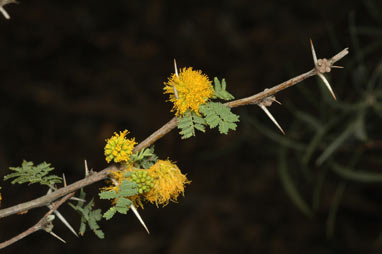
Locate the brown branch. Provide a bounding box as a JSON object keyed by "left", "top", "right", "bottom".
{"left": 0, "top": 165, "right": 117, "bottom": 219}
{"left": 0, "top": 192, "right": 75, "bottom": 249}
{"left": 0, "top": 46, "right": 349, "bottom": 221}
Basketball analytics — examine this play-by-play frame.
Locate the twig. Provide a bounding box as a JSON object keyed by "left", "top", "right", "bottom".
{"left": 0, "top": 45, "right": 349, "bottom": 220}
{"left": 0, "top": 192, "right": 75, "bottom": 249}
{"left": 0, "top": 165, "right": 117, "bottom": 218}
{"left": 135, "top": 46, "right": 348, "bottom": 151}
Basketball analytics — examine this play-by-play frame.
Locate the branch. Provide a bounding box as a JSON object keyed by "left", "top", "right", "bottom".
{"left": 135, "top": 46, "right": 349, "bottom": 150}
{"left": 0, "top": 45, "right": 349, "bottom": 220}
{"left": 0, "top": 165, "right": 117, "bottom": 218}
{"left": 0, "top": 192, "right": 75, "bottom": 249}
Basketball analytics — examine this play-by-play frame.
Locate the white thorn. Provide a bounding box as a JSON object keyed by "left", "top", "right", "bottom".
{"left": 62, "top": 173, "right": 67, "bottom": 187}
{"left": 310, "top": 39, "right": 318, "bottom": 65}
{"left": 173, "top": 58, "right": 179, "bottom": 77}
{"left": 0, "top": 7, "right": 10, "bottom": 20}
{"left": 259, "top": 104, "right": 285, "bottom": 135}
{"left": 173, "top": 85, "right": 179, "bottom": 99}
{"left": 172, "top": 59, "right": 179, "bottom": 99}
{"left": 69, "top": 197, "right": 86, "bottom": 202}
{"left": 331, "top": 65, "right": 344, "bottom": 69}
{"left": 318, "top": 73, "right": 337, "bottom": 100}
{"left": 272, "top": 97, "right": 282, "bottom": 105}
{"left": 52, "top": 209, "right": 78, "bottom": 237}
{"left": 111, "top": 178, "right": 119, "bottom": 186}
{"left": 130, "top": 204, "right": 150, "bottom": 234}
{"left": 49, "top": 231, "right": 66, "bottom": 243}
{"left": 84, "top": 160, "right": 89, "bottom": 177}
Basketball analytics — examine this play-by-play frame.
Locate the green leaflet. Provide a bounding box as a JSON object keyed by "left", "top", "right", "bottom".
{"left": 103, "top": 207, "right": 117, "bottom": 220}
{"left": 213, "top": 77, "right": 235, "bottom": 101}
{"left": 177, "top": 102, "right": 240, "bottom": 138}
{"left": 130, "top": 146, "right": 158, "bottom": 169}
{"left": 177, "top": 111, "right": 207, "bottom": 139}
{"left": 4, "top": 160, "right": 62, "bottom": 187}
{"left": 99, "top": 190, "right": 117, "bottom": 200}
{"left": 69, "top": 189, "right": 104, "bottom": 238}
{"left": 99, "top": 179, "right": 138, "bottom": 220}
{"left": 199, "top": 102, "right": 239, "bottom": 134}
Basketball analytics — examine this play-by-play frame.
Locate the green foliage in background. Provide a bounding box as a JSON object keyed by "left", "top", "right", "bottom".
{"left": 243, "top": 2, "right": 382, "bottom": 238}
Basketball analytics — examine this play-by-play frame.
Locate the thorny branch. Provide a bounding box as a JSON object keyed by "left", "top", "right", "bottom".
{"left": 0, "top": 44, "right": 349, "bottom": 245}
{"left": 0, "top": 192, "right": 75, "bottom": 249}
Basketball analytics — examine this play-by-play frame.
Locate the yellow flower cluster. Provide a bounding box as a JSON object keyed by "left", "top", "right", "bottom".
{"left": 104, "top": 130, "right": 137, "bottom": 164}
{"left": 164, "top": 67, "right": 214, "bottom": 116}
{"left": 104, "top": 160, "right": 190, "bottom": 208}
{"left": 144, "top": 160, "right": 190, "bottom": 207}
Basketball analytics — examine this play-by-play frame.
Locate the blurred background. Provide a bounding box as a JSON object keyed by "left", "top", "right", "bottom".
{"left": 0, "top": 0, "right": 381, "bottom": 253}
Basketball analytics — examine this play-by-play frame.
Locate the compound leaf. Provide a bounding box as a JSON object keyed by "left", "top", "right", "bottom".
{"left": 199, "top": 102, "right": 239, "bottom": 134}
{"left": 4, "top": 160, "right": 62, "bottom": 187}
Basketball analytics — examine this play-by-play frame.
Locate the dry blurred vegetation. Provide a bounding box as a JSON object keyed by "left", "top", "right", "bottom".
{"left": 0, "top": 0, "right": 381, "bottom": 253}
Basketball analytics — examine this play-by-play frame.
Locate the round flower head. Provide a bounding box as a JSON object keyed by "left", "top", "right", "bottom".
{"left": 164, "top": 67, "right": 214, "bottom": 116}
{"left": 104, "top": 130, "right": 137, "bottom": 163}
{"left": 144, "top": 160, "right": 190, "bottom": 207}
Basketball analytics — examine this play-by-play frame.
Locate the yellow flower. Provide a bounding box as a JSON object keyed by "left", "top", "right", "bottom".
{"left": 164, "top": 67, "right": 214, "bottom": 116}
{"left": 101, "top": 160, "right": 190, "bottom": 209}
{"left": 144, "top": 160, "right": 190, "bottom": 207}
{"left": 104, "top": 130, "right": 137, "bottom": 163}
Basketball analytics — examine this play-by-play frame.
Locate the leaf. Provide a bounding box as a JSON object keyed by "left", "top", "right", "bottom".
{"left": 103, "top": 207, "right": 117, "bottom": 220}
{"left": 243, "top": 112, "right": 305, "bottom": 151}
{"left": 118, "top": 180, "right": 138, "bottom": 197}
{"left": 99, "top": 190, "right": 117, "bottom": 200}
{"left": 193, "top": 113, "right": 206, "bottom": 132}
{"left": 330, "top": 162, "right": 382, "bottom": 183}
{"left": 279, "top": 146, "right": 313, "bottom": 218}
{"left": 4, "top": 160, "right": 62, "bottom": 187}
{"left": 177, "top": 111, "right": 195, "bottom": 139}
{"left": 316, "top": 122, "right": 356, "bottom": 166}
{"left": 199, "top": 102, "right": 239, "bottom": 135}
{"left": 69, "top": 189, "right": 104, "bottom": 238}
{"left": 213, "top": 77, "right": 235, "bottom": 101}
{"left": 130, "top": 146, "right": 158, "bottom": 169}
{"left": 177, "top": 111, "right": 207, "bottom": 139}
{"left": 116, "top": 197, "right": 132, "bottom": 209}
{"left": 115, "top": 197, "right": 132, "bottom": 215}
{"left": 326, "top": 183, "right": 346, "bottom": 238}
{"left": 294, "top": 110, "right": 323, "bottom": 131}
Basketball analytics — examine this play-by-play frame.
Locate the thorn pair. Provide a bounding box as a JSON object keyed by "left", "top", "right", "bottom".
{"left": 46, "top": 177, "right": 79, "bottom": 241}
{"left": 41, "top": 214, "right": 66, "bottom": 243}
{"left": 43, "top": 160, "right": 91, "bottom": 243}
{"left": 310, "top": 39, "right": 343, "bottom": 100}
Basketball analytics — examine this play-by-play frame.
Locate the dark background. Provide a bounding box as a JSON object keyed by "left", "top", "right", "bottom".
{"left": 0, "top": 0, "right": 380, "bottom": 253}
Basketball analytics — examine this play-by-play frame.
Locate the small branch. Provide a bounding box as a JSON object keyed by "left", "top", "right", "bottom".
{"left": 0, "top": 45, "right": 349, "bottom": 220}
{"left": 0, "top": 164, "right": 117, "bottom": 218}
{"left": 0, "top": 192, "right": 75, "bottom": 249}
